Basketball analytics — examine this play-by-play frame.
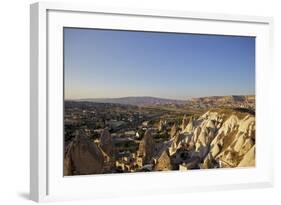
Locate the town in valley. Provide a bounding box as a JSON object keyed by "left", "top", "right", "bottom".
{"left": 64, "top": 95, "right": 256, "bottom": 175}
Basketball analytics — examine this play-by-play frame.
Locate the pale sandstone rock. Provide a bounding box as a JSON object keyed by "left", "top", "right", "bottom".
{"left": 238, "top": 145, "right": 255, "bottom": 167}
{"left": 193, "top": 126, "right": 201, "bottom": 143}
{"left": 233, "top": 134, "right": 246, "bottom": 152}
{"left": 181, "top": 115, "right": 189, "bottom": 131}
{"left": 170, "top": 124, "right": 178, "bottom": 138}
{"left": 183, "top": 119, "right": 194, "bottom": 133}
{"left": 158, "top": 119, "right": 166, "bottom": 131}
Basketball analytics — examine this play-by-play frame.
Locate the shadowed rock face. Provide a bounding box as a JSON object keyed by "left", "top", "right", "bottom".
{"left": 64, "top": 132, "right": 104, "bottom": 176}
{"left": 154, "top": 150, "right": 172, "bottom": 171}
{"left": 100, "top": 129, "right": 114, "bottom": 157}
{"left": 138, "top": 129, "right": 155, "bottom": 164}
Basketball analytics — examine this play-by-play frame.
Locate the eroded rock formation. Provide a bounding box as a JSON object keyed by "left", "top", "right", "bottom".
{"left": 154, "top": 150, "right": 172, "bottom": 171}
{"left": 152, "top": 110, "right": 256, "bottom": 171}
{"left": 64, "top": 131, "right": 105, "bottom": 176}
{"left": 137, "top": 129, "right": 155, "bottom": 164}
{"left": 100, "top": 129, "right": 114, "bottom": 157}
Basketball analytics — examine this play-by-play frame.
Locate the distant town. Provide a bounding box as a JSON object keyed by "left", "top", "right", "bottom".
{"left": 64, "top": 95, "right": 255, "bottom": 175}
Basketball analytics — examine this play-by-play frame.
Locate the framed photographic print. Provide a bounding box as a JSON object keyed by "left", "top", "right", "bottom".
{"left": 30, "top": 2, "right": 274, "bottom": 202}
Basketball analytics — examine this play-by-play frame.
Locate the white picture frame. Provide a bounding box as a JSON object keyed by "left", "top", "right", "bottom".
{"left": 30, "top": 2, "right": 274, "bottom": 202}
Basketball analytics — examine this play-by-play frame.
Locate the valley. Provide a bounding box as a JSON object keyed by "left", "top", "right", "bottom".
{"left": 64, "top": 95, "right": 255, "bottom": 175}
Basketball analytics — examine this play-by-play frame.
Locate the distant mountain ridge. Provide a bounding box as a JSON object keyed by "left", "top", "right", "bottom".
{"left": 75, "top": 96, "right": 186, "bottom": 106}
{"left": 70, "top": 95, "right": 255, "bottom": 107}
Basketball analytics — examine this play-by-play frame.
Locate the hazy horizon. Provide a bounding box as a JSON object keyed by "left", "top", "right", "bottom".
{"left": 64, "top": 28, "right": 255, "bottom": 100}
{"left": 65, "top": 94, "right": 255, "bottom": 101}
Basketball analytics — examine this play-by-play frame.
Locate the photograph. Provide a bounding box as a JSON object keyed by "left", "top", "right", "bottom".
{"left": 63, "top": 28, "right": 256, "bottom": 176}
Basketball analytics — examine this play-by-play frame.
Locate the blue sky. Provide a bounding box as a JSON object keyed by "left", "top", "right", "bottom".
{"left": 64, "top": 28, "right": 255, "bottom": 100}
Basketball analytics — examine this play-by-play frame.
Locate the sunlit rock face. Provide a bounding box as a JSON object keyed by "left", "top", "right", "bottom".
{"left": 137, "top": 129, "right": 155, "bottom": 164}
{"left": 181, "top": 115, "right": 189, "bottom": 131}
{"left": 169, "top": 132, "right": 182, "bottom": 156}
{"left": 158, "top": 119, "right": 166, "bottom": 131}
{"left": 160, "top": 110, "right": 256, "bottom": 170}
{"left": 183, "top": 120, "right": 194, "bottom": 134}
{"left": 238, "top": 145, "right": 255, "bottom": 167}
{"left": 195, "top": 112, "right": 256, "bottom": 168}
{"left": 64, "top": 131, "right": 104, "bottom": 176}
{"left": 213, "top": 115, "right": 255, "bottom": 168}
{"left": 170, "top": 124, "right": 178, "bottom": 138}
